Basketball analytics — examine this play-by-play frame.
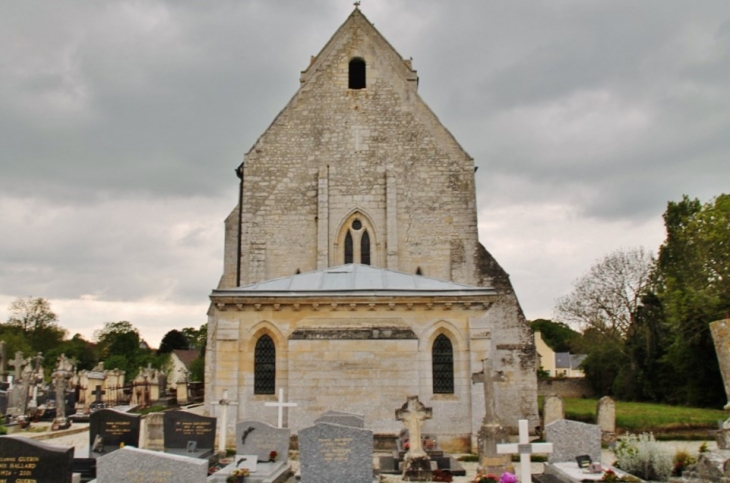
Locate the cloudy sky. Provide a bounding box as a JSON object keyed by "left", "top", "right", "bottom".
{"left": 2, "top": 1, "right": 729, "bottom": 346}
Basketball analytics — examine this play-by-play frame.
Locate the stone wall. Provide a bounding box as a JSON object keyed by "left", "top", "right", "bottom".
{"left": 538, "top": 378, "right": 594, "bottom": 399}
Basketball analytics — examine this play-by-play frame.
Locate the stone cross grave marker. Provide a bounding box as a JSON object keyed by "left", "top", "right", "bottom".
{"left": 264, "top": 388, "right": 297, "bottom": 428}
{"left": 396, "top": 395, "right": 433, "bottom": 481}
{"left": 497, "top": 419, "right": 553, "bottom": 483}
{"left": 0, "top": 435, "right": 74, "bottom": 483}
{"left": 9, "top": 352, "right": 23, "bottom": 382}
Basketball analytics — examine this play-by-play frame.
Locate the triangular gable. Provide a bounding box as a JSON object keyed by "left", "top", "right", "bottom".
{"left": 245, "top": 8, "right": 472, "bottom": 161}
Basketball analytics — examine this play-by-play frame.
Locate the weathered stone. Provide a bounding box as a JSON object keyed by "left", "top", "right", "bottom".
{"left": 203, "top": 7, "right": 540, "bottom": 451}
{"left": 299, "top": 422, "right": 373, "bottom": 483}
{"left": 546, "top": 419, "right": 601, "bottom": 464}
{"left": 596, "top": 396, "right": 616, "bottom": 443}
{"left": 543, "top": 395, "right": 564, "bottom": 428}
{"left": 236, "top": 420, "right": 290, "bottom": 463}
{"left": 711, "top": 319, "right": 730, "bottom": 411}
{"left": 95, "top": 445, "right": 207, "bottom": 483}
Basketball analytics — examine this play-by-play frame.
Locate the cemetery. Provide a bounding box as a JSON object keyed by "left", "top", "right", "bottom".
{"left": 0, "top": 4, "right": 728, "bottom": 483}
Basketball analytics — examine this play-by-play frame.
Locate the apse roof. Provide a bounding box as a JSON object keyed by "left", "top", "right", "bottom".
{"left": 212, "top": 264, "right": 495, "bottom": 298}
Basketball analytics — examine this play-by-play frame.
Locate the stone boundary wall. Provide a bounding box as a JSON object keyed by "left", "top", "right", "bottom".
{"left": 538, "top": 378, "right": 594, "bottom": 399}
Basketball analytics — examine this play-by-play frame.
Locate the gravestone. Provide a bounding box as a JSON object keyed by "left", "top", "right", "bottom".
{"left": 236, "top": 420, "right": 290, "bottom": 463}
{"left": 299, "top": 422, "right": 373, "bottom": 483}
{"left": 395, "top": 396, "right": 432, "bottom": 481}
{"left": 0, "top": 435, "right": 74, "bottom": 483}
{"left": 596, "top": 396, "right": 616, "bottom": 443}
{"left": 95, "top": 445, "right": 207, "bottom": 483}
{"left": 543, "top": 394, "right": 565, "bottom": 428}
{"left": 89, "top": 408, "right": 141, "bottom": 457}
{"left": 145, "top": 412, "right": 165, "bottom": 451}
{"left": 545, "top": 419, "right": 602, "bottom": 464}
{"left": 314, "top": 410, "right": 365, "bottom": 428}
{"left": 163, "top": 410, "right": 216, "bottom": 458}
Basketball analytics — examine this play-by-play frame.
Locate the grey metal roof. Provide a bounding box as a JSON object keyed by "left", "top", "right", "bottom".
{"left": 555, "top": 352, "right": 572, "bottom": 369}
{"left": 212, "top": 264, "right": 495, "bottom": 297}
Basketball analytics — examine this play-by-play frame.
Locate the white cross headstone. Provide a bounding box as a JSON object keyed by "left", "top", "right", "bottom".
{"left": 497, "top": 419, "right": 553, "bottom": 483}
{"left": 265, "top": 388, "right": 297, "bottom": 428}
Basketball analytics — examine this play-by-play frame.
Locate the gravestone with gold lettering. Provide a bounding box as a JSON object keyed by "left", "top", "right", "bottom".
{"left": 0, "top": 436, "right": 74, "bottom": 483}
{"left": 163, "top": 410, "right": 216, "bottom": 459}
{"left": 299, "top": 422, "right": 373, "bottom": 483}
{"left": 89, "top": 408, "right": 141, "bottom": 457}
{"left": 95, "top": 445, "right": 207, "bottom": 483}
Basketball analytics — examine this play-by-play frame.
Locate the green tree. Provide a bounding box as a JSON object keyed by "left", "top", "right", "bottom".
{"left": 181, "top": 324, "right": 207, "bottom": 353}
{"left": 94, "top": 321, "right": 142, "bottom": 377}
{"left": 655, "top": 194, "right": 730, "bottom": 407}
{"left": 555, "top": 247, "right": 654, "bottom": 347}
{"left": 4, "top": 297, "right": 66, "bottom": 354}
{"left": 530, "top": 319, "right": 580, "bottom": 352}
{"left": 157, "top": 329, "right": 189, "bottom": 354}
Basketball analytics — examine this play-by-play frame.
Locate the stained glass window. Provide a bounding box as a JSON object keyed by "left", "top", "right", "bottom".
{"left": 432, "top": 334, "right": 454, "bottom": 394}
{"left": 254, "top": 335, "right": 275, "bottom": 394}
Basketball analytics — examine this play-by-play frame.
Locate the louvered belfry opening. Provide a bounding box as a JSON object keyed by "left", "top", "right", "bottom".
{"left": 254, "top": 335, "right": 276, "bottom": 394}
{"left": 349, "top": 57, "right": 366, "bottom": 89}
{"left": 432, "top": 334, "right": 454, "bottom": 394}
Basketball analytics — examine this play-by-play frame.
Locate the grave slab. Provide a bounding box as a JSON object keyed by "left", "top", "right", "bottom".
{"left": 95, "top": 445, "right": 208, "bottom": 483}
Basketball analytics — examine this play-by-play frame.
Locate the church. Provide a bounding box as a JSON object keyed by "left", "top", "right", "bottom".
{"left": 204, "top": 7, "right": 538, "bottom": 452}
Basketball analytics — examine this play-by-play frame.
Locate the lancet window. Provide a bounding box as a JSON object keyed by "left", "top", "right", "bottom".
{"left": 432, "top": 334, "right": 454, "bottom": 394}
{"left": 254, "top": 335, "right": 276, "bottom": 394}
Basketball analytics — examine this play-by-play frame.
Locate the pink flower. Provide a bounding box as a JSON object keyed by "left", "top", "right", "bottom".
{"left": 500, "top": 472, "right": 517, "bottom": 483}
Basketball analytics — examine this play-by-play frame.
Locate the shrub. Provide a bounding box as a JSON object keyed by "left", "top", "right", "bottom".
{"left": 614, "top": 432, "right": 672, "bottom": 481}
{"left": 672, "top": 450, "right": 696, "bottom": 476}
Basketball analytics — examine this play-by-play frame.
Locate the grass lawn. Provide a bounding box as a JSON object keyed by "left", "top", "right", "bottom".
{"left": 560, "top": 398, "right": 727, "bottom": 437}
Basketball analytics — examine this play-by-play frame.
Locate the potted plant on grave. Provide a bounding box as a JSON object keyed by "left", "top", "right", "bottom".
{"left": 226, "top": 468, "right": 250, "bottom": 483}
{"left": 269, "top": 450, "right": 278, "bottom": 462}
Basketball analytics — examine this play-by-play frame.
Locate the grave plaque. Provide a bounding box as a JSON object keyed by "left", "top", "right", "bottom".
{"left": 299, "top": 422, "right": 373, "bottom": 483}
{"left": 89, "top": 408, "right": 141, "bottom": 457}
{"left": 0, "top": 436, "right": 74, "bottom": 483}
{"left": 236, "top": 420, "right": 290, "bottom": 462}
{"left": 163, "top": 410, "right": 216, "bottom": 458}
{"left": 96, "top": 445, "right": 208, "bottom": 483}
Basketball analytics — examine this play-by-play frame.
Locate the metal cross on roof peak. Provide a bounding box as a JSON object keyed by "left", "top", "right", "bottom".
{"left": 354, "top": 1, "right": 361, "bottom": 8}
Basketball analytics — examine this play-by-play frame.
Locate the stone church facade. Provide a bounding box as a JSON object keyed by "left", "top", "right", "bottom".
{"left": 205, "top": 8, "right": 538, "bottom": 452}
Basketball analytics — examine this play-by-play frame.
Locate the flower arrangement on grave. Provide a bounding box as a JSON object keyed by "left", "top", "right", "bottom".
{"left": 269, "top": 450, "right": 278, "bottom": 462}
{"left": 226, "top": 468, "right": 250, "bottom": 483}
{"left": 472, "top": 470, "right": 517, "bottom": 483}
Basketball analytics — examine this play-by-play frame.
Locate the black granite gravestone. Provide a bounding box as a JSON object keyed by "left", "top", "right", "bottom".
{"left": 163, "top": 410, "right": 216, "bottom": 459}
{"left": 89, "top": 408, "right": 141, "bottom": 458}
{"left": 0, "top": 436, "right": 74, "bottom": 483}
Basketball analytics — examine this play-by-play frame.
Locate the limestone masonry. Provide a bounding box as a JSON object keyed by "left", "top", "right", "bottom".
{"left": 205, "top": 8, "right": 538, "bottom": 452}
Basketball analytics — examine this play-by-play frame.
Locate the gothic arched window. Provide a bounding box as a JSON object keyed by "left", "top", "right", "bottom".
{"left": 254, "top": 335, "right": 276, "bottom": 394}
{"left": 360, "top": 231, "right": 370, "bottom": 265}
{"left": 432, "top": 334, "right": 454, "bottom": 394}
{"left": 342, "top": 218, "right": 371, "bottom": 265}
{"left": 349, "top": 58, "right": 366, "bottom": 89}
